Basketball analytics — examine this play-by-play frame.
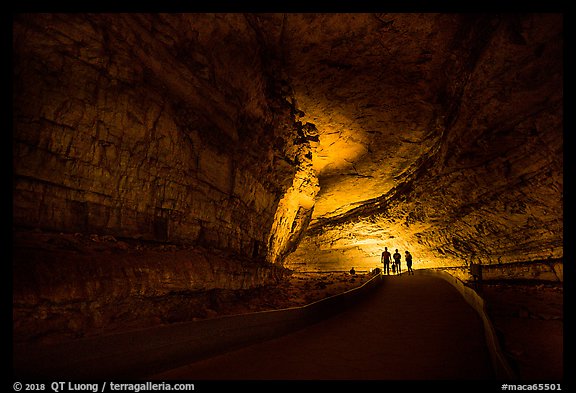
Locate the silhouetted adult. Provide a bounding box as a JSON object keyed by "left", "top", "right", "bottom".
{"left": 393, "top": 249, "right": 402, "bottom": 274}
{"left": 405, "top": 250, "right": 413, "bottom": 275}
{"left": 349, "top": 267, "right": 356, "bottom": 275}
{"left": 381, "top": 247, "right": 392, "bottom": 274}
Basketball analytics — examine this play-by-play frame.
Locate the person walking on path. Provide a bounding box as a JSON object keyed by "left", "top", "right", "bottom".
{"left": 393, "top": 249, "right": 402, "bottom": 274}
{"left": 381, "top": 247, "right": 392, "bottom": 275}
{"left": 405, "top": 250, "right": 414, "bottom": 275}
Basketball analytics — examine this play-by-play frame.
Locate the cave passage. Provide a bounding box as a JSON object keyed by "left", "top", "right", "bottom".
{"left": 152, "top": 274, "right": 494, "bottom": 380}
{"left": 12, "top": 12, "right": 563, "bottom": 381}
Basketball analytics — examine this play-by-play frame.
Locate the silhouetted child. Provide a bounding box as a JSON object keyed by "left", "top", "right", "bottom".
{"left": 393, "top": 249, "right": 402, "bottom": 274}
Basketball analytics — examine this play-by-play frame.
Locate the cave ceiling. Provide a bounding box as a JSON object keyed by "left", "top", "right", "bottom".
{"left": 271, "top": 13, "right": 563, "bottom": 270}
{"left": 283, "top": 13, "right": 456, "bottom": 220}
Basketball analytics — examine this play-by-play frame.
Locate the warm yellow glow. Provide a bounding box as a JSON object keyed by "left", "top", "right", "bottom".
{"left": 295, "top": 107, "right": 369, "bottom": 177}
{"left": 350, "top": 238, "right": 380, "bottom": 245}
{"left": 305, "top": 119, "right": 395, "bottom": 220}
{"left": 285, "top": 213, "right": 451, "bottom": 272}
{"left": 312, "top": 135, "right": 367, "bottom": 175}
{"left": 298, "top": 192, "right": 316, "bottom": 210}
{"left": 286, "top": 105, "right": 445, "bottom": 271}
{"left": 267, "top": 166, "right": 319, "bottom": 264}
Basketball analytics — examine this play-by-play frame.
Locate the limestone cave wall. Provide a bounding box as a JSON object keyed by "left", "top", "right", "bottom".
{"left": 13, "top": 14, "right": 315, "bottom": 264}
{"left": 12, "top": 14, "right": 320, "bottom": 341}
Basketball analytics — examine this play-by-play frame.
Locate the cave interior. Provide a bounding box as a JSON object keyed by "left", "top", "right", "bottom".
{"left": 12, "top": 13, "right": 563, "bottom": 370}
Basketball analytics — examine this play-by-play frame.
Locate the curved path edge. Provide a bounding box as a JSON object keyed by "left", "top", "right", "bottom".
{"left": 14, "top": 273, "right": 384, "bottom": 379}
{"left": 417, "top": 268, "right": 518, "bottom": 380}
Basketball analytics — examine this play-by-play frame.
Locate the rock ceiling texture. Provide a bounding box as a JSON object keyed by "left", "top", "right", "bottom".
{"left": 13, "top": 13, "right": 563, "bottom": 276}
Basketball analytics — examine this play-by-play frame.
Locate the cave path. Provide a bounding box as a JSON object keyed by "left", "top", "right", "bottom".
{"left": 151, "top": 272, "right": 495, "bottom": 380}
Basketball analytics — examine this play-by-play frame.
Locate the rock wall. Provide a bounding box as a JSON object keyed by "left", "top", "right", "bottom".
{"left": 12, "top": 14, "right": 318, "bottom": 341}
{"left": 13, "top": 14, "right": 314, "bottom": 263}
{"left": 430, "top": 259, "right": 563, "bottom": 283}
{"left": 12, "top": 230, "right": 290, "bottom": 343}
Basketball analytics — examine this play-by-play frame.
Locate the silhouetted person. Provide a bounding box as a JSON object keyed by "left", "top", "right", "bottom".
{"left": 381, "top": 247, "right": 392, "bottom": 274}
{"left": 405, "top": 250, "right": 414, "bottom": 275}
{"left": 393, "top": 249, "right": 402, "bottom": 274}
{"left": 349, "top": 267, "right": 356, "bottom": 275}
{"left": 391, "top": 262, "right": 396, "bottom": 274}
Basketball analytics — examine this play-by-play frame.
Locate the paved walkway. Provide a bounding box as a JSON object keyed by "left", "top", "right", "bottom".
{"left": 151, "top": 272, "right": 495, "bottom": 380}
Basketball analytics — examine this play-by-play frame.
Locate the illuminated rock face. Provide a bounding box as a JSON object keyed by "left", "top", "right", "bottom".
{"left": 283, "top": 13, "right": 563, "bottom": 273}
{"left": 13, "top": 13, "right": 562, "bottom": 281}
{"left": 13, "top": 14, "right": 314, "bottom": 268}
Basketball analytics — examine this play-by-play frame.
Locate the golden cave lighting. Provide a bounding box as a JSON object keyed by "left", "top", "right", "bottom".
{"left": 266, "top": 167, "right": 319, "bottom": 265}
